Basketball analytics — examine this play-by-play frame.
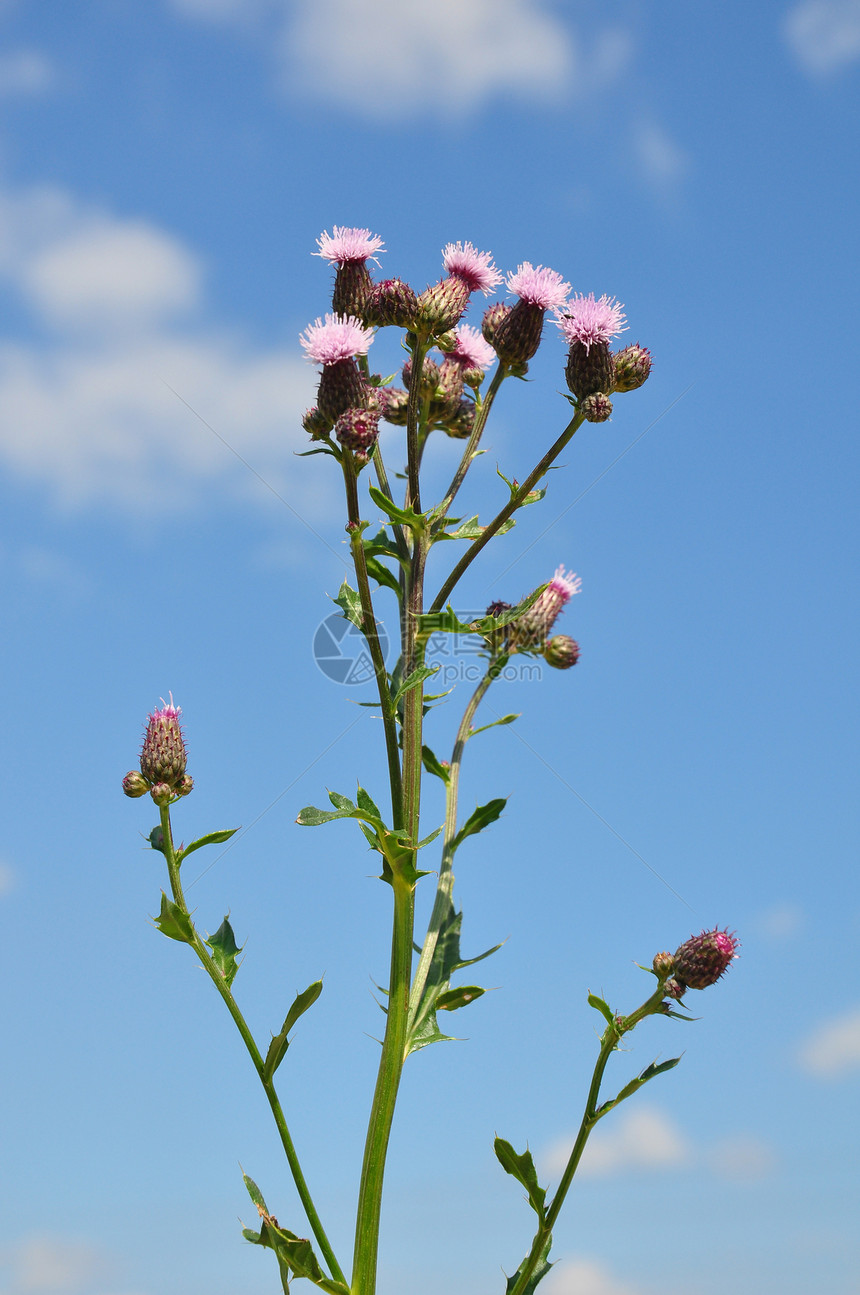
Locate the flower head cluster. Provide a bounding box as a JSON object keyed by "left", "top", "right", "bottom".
{"left": 123, "top": 695, "right": 193, "bottom": 805}
{"left": 300, "top": 314, "right": 375, "bottom": 366}
{"left": 314, "top": 227, "right": 385, "bottom": 267}
{"left": 556, "top": 293, "right": 627, "bottom": 351}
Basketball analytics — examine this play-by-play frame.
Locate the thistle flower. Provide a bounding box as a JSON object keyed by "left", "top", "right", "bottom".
{"left": 128, "top": 696, "right": 193, "bottom": 802}
{"left": 674, "top": 928, "right": 739, "bottom": 990}
{"left": 448, "top": 324, "right": 497, "bottom": 383}
{"left": 314, "top": 227, "right": 385, "bottom": 267}
{"left": 490, "top": 263, "right": 572, "bottom": 365}
{"left": 416, "top": 241, "right": 503, "bottom": 333}
{"left": 300, "top": 314, "right": 375, "bottom": 366}
{"left": 555, "top": 294, "right": 627, "bottom": 351}
{"left": 513, "top": 566, "right": 581, "bottom": 650}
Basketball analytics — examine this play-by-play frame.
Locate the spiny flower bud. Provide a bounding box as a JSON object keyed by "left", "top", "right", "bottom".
{"left": 140, "top": 697, "right": 188, "bottom": 791}
{"left": 442, "top": 397, "right": 477, "bottom": 439}
{"left": 580, "top": 392, "right": 613, "bottom": 423}
{"left": 652, "top": 950, "right": 676, "bottom": 978}
{"left": 335, "top": 406, "right": 380, "bottom": 464}
{"left": 377, "top": 386, "right": 409, "bottom": 426}
{"left": 663, "top": 978, "right": 686, "bottom": 1001}
{"left": 402, "top": 355, "right": 441, "bottom": 399}
{"left": 317, "top": 357, "right": 369, "bottom": 423}
{"left": 150, "top": 781, "right": 173, "bottom": 806}
{"left": 175, "top": 774, "right": 194, "bottom": 797}
{"left": 331, "top": 260, "right": 374, "bottom": 319}
{"left": 512, "top": 566, "right": 581, "bottom": 651}
{"left": 481, "top": 301, "right": 510, "bottom": 347}
{"left": 416, "top": 276, "right": 472, "bottom": 333}
{"left": 302, "top": 406, "right": 333, "bottom": 440}
{"left": 565, "top": 339, "right": 615, "bottom": 400}
{"left": 544, "top": 634, "right": 580, "bottom": 669}
{"left": 673, "top": 928, "right": 739, "bottom": 990}
{"left": 491, "top": 299, "right": 545, "bottom": 365}
{"left": 431, "top": 357, "right": 465, "bottom": 420}
{"left": 366, "top": 277, "right": 419, "bottom": 329}
{"left": 122, "top": 770, "right": 149, "bottom": 798}
{"left": 613, "top": 343, "right": 652, "bottom": 393}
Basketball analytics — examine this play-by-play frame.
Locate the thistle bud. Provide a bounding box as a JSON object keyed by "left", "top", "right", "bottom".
{"left": 431, "top": 358, "right": 465, "bottom": 420}
{"left": 122, "top": 770, "right": 149, "bottom": 798}
{"left": 580, "top": 392, "right": 613, "bottom": 423}
{"left": 317, "top": 357, "right": 369, "bottom": 424}
{"left": 442, "top": 397, "right": 477, "bottom": 439}
{"left": 481, "top": 301, "right": 510, "bottom": 347}
{"left": 673, "top": 928, "right": 739, "bottom": 990}
{"left": 491, "top": 299, "right": 545, "bottom": 365}
{"left": 140, "top": 698, "right": 188, "bottom": 791}
{"left": 613, "top": 343, "right": 652, "bottom": 393}
{"left": 335, "top": 406, "right": 380, "bottom": 463}
{"left": 416, "top": 277, "right": 471, "bottom": 334}
{"left": 402, "top": 356, "right": 441, "bottom": 399}
{"left": 377, "top": 386, "right": 409, "bottom": 426}
{"left": 663, "top": 978, "right": 686, "bottom": 1001}
{"left": 544, "top": 634, "right": 580, "bottom": 670}
{"left": 150, "top": 781, "right": 173, "bottom": 806}
{"left": 565, "top": 339, "right": 615, "bottom": 400}
{"left": 366, "top": 277, "right": 419, "bottom": 329}
{"left": 302, "top": 406, "right": 332, "bottom": 440}
{"left": 652, "top": 950, "right": 675, "bottom": 978}
{"left": 511, "top": 567, "right": 581, "bottom": 651}
{"left": 332, "top": 260, "right": 374, "bottom": 319}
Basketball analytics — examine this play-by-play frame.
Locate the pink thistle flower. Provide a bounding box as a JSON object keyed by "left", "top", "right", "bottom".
{"left": 138, "top": 694, "right": 192, "bottom": 796}
{"left": 442, "top": 241, "right": 503, "bottom": 294}
{"left": 450, "top": 324, "right": 497, "bottom": 373}
{"left": 314, "top": 226, "right": 385, "bottom": 267}
{"left": 674, "top": 927, "right": 740, "bottom": 990}
{"left": 300, "top": 314, "right": 375, "bottom": 366}
{"left": 506, "top": 263, "right": 571, "bottom": 310}
{"left": 514, "top": 565, "right": 581, "bottom": 649}
{"left": 556, "top": 293, "right": 628, "bottom": 351}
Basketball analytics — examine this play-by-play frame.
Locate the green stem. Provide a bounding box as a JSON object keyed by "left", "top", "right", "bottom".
{"left": 434, "top": 364, "right": 508, "bottom": 524}
{"left": 159, "top": 805, "right": 347, "bottom": 1288}
{"left": 342, "top": 454, "right": 404, "bottom": 828}
{"left": 430, "top": 410, "right": 585, "bottom": 615}
{"left": 410, "top": 652, "right": 508, "bottom": 1015}
{"left": 372, "top": 444, "right": 410, "bottom": 566}
{"left": 507, "top": 984, "right": 667, "bottom": 1295}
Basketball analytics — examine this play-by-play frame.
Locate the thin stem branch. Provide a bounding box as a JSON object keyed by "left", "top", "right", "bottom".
{"left": 159, "top": 805, "right": 346, "bottom": 1288}
{"left": 372, "top": 443, "right": 410, "bottom": 565}
{"left": 430, "top": 409, "right": 585, "bottom": 615}
{"left": 434, "top": 364, "right": 508, "bottom": 523}
{"left": 342, "top": 453, "right": 404, "bottom": 829}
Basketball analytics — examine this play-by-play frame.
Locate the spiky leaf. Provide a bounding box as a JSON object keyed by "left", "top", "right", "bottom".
{"left": 176, "top": 828, "right": 238, "bottom": 864}
{"left": 154, "top": 892, "right": 194, "bottom": 944}
{"left": 263, "top": 980, "right": 324, "bottom": 1081}
{"left": 333, "top": 579, "right": 363, "bottom": 629}
{"left": 421, "top": 744, "right": 450, "bottom": 783}
{"left": 587, "top": 993, "right": 615, "bottom": 1026}
{"left": 451, "top": 798, "right": 507, "bottom": 852}
{"left": 494, "top": 1138, "right": 547, "bottom": 1222}
{"left": 504, "top": 1237, "right": 553, "bottom": 1295}
{"left": 206, "top": 917, "right": 242, "bottom": 987}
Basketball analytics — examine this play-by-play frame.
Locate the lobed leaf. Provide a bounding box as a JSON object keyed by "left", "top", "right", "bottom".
{"left": 263, "top": 980, "right": 324, "bottom": 1081}
{"left": 367, "top": 484, "right": 426, "bottom": 532}
{"left": 333, "top": 580, "right": 363, "bottom": 630}
{"left": 154, "top": 892, "right": 195, "bottom": 944}
{"left": 587, "top": 993, "right": 615, "bottom": 1026}
{"left": 451, "top": 798, "right": 507, "bottom": 852}
{"left": 494, "top": 1138, "right": 547, "bottom": 1222}
{"left": 504, "top": 1237, "right": 554, "bottom": 1295}
{"left": 206, "top": 917, "right": 242, "bottom": 988}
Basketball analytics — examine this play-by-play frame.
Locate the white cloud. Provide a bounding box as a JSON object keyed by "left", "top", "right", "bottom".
{"left": 797, "top": 1008, "right": 860, "bottom": 1077}
{"left": 784, "top": 0, "right": 860, "bottom": 75}
{"left": 544, "top": 1257, "right": 642, "bottom": 1295}
{"left": 631, "top": 120, "right": 689, "bottom": 193}
{"left": 0, "top": 49, "right": 53, "bottom": 97}
{"left": 0, "top": 180, "right": 329, "bottom": 513}
{"left": 283, "top": 0, "right": 575, "bottom": 117}
{"left": 541, "top": 1106, "right": 689, "bottom": 1180}
{"left": 706, "top": 1134, "right": 776, "bottom": 1180}
{"left": 22, "top": 221, "right": 202, "bottom": 330}
{"left": 758, "top": 901, "right": 804, "bottom": 939}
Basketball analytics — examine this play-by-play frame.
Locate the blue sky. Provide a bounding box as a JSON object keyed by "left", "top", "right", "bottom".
{"left": 1, "top": 2, "right": 858, "bottom": 1294}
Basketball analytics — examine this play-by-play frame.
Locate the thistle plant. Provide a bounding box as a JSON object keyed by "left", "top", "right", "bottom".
{"left": 123, "top": 226, "right": 735, "bottom": 1295}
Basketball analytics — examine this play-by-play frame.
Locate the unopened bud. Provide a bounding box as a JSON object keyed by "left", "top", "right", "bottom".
{"left": 544, "top": 635, "right": 580, "bottom": 669}
{"left": 335, "top": 406, "right": 380, "bottom": 461}
{"left": 402, "top": 356, "right": 441, "bottom": 399}
{"left": 673, "top": 927, "right": 739, "bottom": 990}
{"left": 491, "top": 299, "right": 545, "bottom": 365}
{"left": 442, "top": 397, "right": 477, "bottom": 439}
{"left": 123, "top": 770, "right": 149, "bottom": 798}
{"left": 302, "top": 406, "right": 332, "bottom": 440}
{"left": 481, "top": 301, "right": 510, "bottom": 347}
{"left": 140, "top": 698, "right": 188, "bottom": 790}
{"left": 580, "top": 392, "right": 613, "bottom": 423}
{"left": 150, "top": 782, "right": 173, "bottom": 806}
{"left": 652, "top": 951, "right": 675, "bottom": 977}
{"left": 415, "top": 277, "right": 471, "bottom": 333}
{"left": 366, "top": 277, "right": 418, "bottom": 329}
{"left": 613, "top": 343, "right": 652, "bottom": 393}
{"left": 565, "top": 339, "right": 614, "bottom": 399}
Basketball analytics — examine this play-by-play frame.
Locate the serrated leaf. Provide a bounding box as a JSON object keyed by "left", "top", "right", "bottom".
{"left": 328, "top": 789, "right": 355, "bottom": 811}
{"left": 436, "top": 515, "right": 516, "bottom": 541}
{"left": 494, "top": 1138, "right": 547, "bottom": 1222}
{"left": 451, "top": 798, "right": 507, "bottom": 852}
{"left": 263, "top": 980, "right": 324, "bottom": 1080}
{"left": 405, "top": 1006, "right": 456, "bottom": 1053}
{"left": 262, "top": 1223, "right": 349, "bottom": 1295}
{"left": 355, "top": 785, "right": 382, "bottom": 818}
{"left": 587, "top": 993, "right": 615, "bottom": 1025}
{"left": 414, "top": 605, "right": 477, "bottom": 637}
{"left": 365, "top": 555, "right": 402, "bottom": 599}
{"left": 416, "top": 825, "right": 443, "bottom": 850}
{"left": 333, "top": 579, "right": 363, "bottom": 629}
{"left": 243, "top": 1171, "right": 269, "bottom": 1212}
{"left": 206, "top": 917, "right": 242, "bottom": 987}
{"left": 296, "top": 797, "right": 384, "bottom": 833}
{"left": 393, "top": 663, "right": 439, "bottom": 706}
{"left": 496, "top": 467, "right": 548, "bottom": 509}
{"left": 469, "top": 713, "right": 520, "bottom": 738}
{"left": 296, "top": 444, "right": 338, "bottom": 459}
{"left": 421, "top": 745, "right": 450, "bottom": 783}
{"left": 436, "top": 984, "right": 486, "bottom": 1011}
{"left": 148, "top": 825, "right": 166, "bottom": 854}
{"left": 601, "top": 1056, "right": 683, "bottom": 1114}
{"left": 363, "top": 527, "right": 408, "bottom": 567}
{"left": 367, "top": 484, "right": 426, "bottom": 531}
{"left": 176, "top": 827, "right": 238, "bottom": 864}
{"left": 504, "top": 1237, "right": 553, "bottom": 1295}
{"left": 154, "top": 892, "right": 195, "bottom": 943}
